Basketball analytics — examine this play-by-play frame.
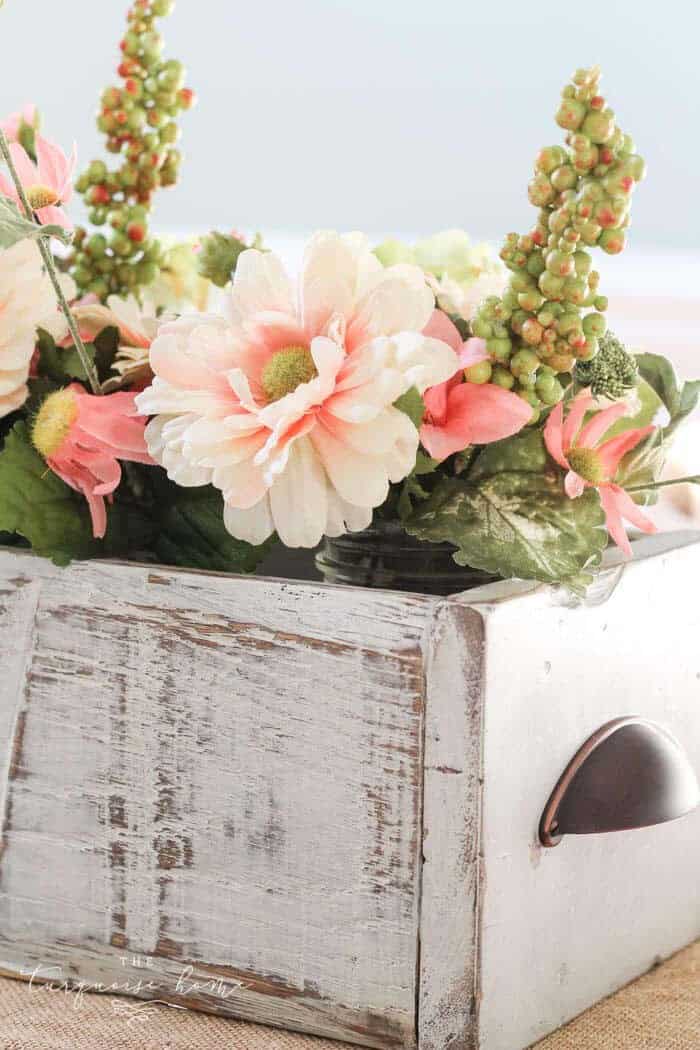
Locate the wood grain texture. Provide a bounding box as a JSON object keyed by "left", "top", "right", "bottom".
{"left": 1, "top": 534, "right": 699, "bottom": 1050}
{"left": 0, "top": 551, "right": 439, "bottom": 1049}
{"left": 418, "top": 602, "right": 485, "bottom": 1050}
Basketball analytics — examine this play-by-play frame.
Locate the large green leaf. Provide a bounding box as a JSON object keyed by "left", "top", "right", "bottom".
{"left": 0, "top": 421, "right": 95, "bottom": 565}
{"left": 0, "top": 196, "right": 71, "bottom": 249}
{"left": 405, "top": 471, "right": 606, "bottom": 588}
{"left": 152, "top": 483, "right": 274, "bottom": 574}
{"left": 468, "top": 428, "right": 549, "bottom": 481}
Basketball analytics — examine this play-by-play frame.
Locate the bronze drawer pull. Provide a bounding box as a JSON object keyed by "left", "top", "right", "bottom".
{"left": 540, "top": 717, "right": 700, "bottom": 847}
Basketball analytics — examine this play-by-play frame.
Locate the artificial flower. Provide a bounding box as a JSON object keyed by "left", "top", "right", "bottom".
{"left": 31, "top": 384, "right": 153, "bottom": 539}
{"left": 0, "top": 103, "right": 38, "bottom": 144}
{"left": 136, "top": 231, "right": 459, "bottom": 547}
{"left": 0, "top": 135, "right": 76, "bottom": 229}
{"left": 375, "top": 230, "right": 507, "bottom": 322}
{"left": 0, "top": 240, "right": 74, "bottom": 419}
{"left": 419, "top": 311, "right": 532, "bottom": 460}
{"left": 544, "top": 387, "right": 657, "bottom": 557}
{"left": 56, "top": 294, "right": 165, "bottom": 387}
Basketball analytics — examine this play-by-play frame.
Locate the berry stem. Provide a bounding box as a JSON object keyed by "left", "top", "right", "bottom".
{"left": 626, "top": 476, "right": 700, "bottom": 494}
{"left": 0, "top": 128, "right": 102, "bottom": 395}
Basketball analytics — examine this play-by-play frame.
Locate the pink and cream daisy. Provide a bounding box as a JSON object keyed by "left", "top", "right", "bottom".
{"left": 136, "top": 231, "right": 460, "bottom": 547}
{"left": 544, "top": 387, "right": 657, "bottom": 557}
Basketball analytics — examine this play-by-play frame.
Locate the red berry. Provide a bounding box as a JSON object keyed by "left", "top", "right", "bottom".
{"left": 115, "top": 110, "right": 129, "bottom": 126}
{"left": 89, "top": 184, "right": 111, "bottom": 206}
{"left": 125, "top": 78, "right": 139, "bottom": 95}
{"left": 599, "top": 147, "right": 613, "bottom": 165}
{"left": 127, "top": 222, "right": 146, "bottom": 243}
{"left": 178, "top": 87, "right": 196, "bottom": 110}
{"left": 590, "top": 95, "right": 605, "bottom": 110}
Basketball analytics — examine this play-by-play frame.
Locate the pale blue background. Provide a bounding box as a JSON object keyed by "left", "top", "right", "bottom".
{"left": 1, "top": 0, "right": 698, "bottom": 250}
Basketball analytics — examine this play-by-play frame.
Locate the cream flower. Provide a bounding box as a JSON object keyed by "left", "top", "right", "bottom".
{"left": 376, "top": 229, "right": 507, "bottom": 322}
{"left": 61, "top": 294, "right": 165, "bottom": 387}
{"left": 0, "top": 240, "right": 72, "bottom": 419}
{"left": 136, "top": 231, "right": 459, "bottom": 547}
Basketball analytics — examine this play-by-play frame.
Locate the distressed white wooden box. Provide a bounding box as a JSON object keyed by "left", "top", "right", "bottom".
{"left": 0, "top": 533, "right": 699, "bottom": 1050}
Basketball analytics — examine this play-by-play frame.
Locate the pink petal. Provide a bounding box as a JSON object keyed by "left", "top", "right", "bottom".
{"left": 564, "top": 470, "right": 585, "bottom": 499}
{"left": 606, "top": 483, "right": 657, "bottom": 535}
{"left": 423, "top": 373, "right": 461, "bottom": 428}
{"left": 576, "top": 402, "right": 628, "bottom": 450}
{"left": 562, "top": 389, "right": 595, "bottom": 451}
{"left": 9, "top": 142, "right": 39, "bottom": 188}
{"left": 458, "top": 337, "right": 489, "bottom": 369}
{"left": 420, "top": 382, "right": 531, "bottom": 461}
{"left": 596, "top": 425, "right": 655, "bottom": 480}
{"left": 599, "top": 485, "right": 631, "bottom": 557}
{"left": 543, "top": 401, "right": 569, "bottom": 469}
{"left": 422, "top": 309, "right": 463, "bottom": 353}
{"left": 36, "top": 204, "right": 72, "bottom": 230}
{"left": 36, "top": 137, "right": 67, "bottom": 194}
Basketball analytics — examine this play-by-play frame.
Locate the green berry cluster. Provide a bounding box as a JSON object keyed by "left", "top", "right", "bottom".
{"left": 471, "top": 66, "right": 645, "bottom": 421}
{"left": 197, "top": 231, "right": 249, "bottom": 288}
{"left": 574, "top": 330, "right": 638, "bottom": 400}
{"left": 70, "top": 0, "right": 195, "bottom": 301}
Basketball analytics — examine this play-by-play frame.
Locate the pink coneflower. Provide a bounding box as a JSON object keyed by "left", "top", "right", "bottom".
{"left": 419, "top": 310, "right": 532, "bottom": 460}
{"left": 544, "top": 387, "right": 657, "bottom": 557}
{"left": 32, "top": 384, "right": 153, "bottom": 539}
{"left": 0, "top": 135, "right": 76, "bottom": 229}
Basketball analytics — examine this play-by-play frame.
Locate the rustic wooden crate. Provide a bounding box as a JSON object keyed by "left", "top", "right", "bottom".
{"left": 0, "top": 533, "right": 699, "bottom": 1050}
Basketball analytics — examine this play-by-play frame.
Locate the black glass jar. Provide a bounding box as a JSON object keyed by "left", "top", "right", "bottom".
{"left": 315, "top": 520, "right": 495, "bottom": 596}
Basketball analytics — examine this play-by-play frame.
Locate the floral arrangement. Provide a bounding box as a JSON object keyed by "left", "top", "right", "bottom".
{"left": 0, "top": 3, "right": 698, "bottom": 592}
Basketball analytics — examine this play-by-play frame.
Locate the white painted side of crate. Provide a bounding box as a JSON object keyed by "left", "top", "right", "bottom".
{"left": 471, "top": 534, "right": 700, "bottom": 1050}
{"left": 0, "top": 552, "right": 439, "bottom": 1048}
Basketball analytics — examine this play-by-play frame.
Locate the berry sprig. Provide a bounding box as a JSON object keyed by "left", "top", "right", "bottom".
{"left": 70, "top": 0, "right": 195, "bottom": 301}
{"left": 471, "top": 66, "right": 645, "bottom": 421}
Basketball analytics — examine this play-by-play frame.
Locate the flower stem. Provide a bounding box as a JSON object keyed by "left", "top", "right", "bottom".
{"left": 626, "top": 475, "right": 700, "bottom": 494}
{"left": 0, "top": 129, "right": 102, "bottom": 395}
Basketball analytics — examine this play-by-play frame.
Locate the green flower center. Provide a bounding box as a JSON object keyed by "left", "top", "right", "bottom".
{"left": 261, "top": 346, "right": 317, "bottom": 402}
{"left": 26, "top": 185, "right": 60, "bottom": 210}
{"left": 32, "top": 388, "right": 78, "bottom": 459}
{"left": 567, "top": 446, "right": 605, "bottom": 484}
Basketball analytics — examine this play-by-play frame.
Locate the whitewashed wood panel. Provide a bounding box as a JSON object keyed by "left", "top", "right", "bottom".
{"left": 0, "top": 552, "right": 438, "bottom": 1048}
{"left": 471, "top": 533, "right": 700, "bottom": 1050}
{"left": 418, "top": 602, "right": 485, "bottom": 1050}
{"left": 1, "top": 535, "right": 699, "bottom": 1050}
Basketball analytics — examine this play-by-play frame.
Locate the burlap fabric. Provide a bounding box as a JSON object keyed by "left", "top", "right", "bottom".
{"left": 0, "top": 941, "right": 697, "bottom": 1049}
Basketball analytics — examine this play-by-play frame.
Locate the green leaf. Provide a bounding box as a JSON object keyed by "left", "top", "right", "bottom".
{"left": 0, "top": 196, "right": 71, "bottom": 249}
{"left": 152, "top": 483, "right": 274, "bottom": 574}
{"left": 618, "top": 354, "right": 700, "bottom": 498}
{"left": 92, "top": 325, "right": 121, "bottom": 383}
{"left": 635, "top": 353, "right": 700, "bottom": 437}
{"left": 393, "top": 386, "right": 425, "bottom": 429}
{"left": 36, "top": 327, "right": 97, "bottom": 384}
{"left": 405, "top": 471, "right": 606, "bottom": 588}
{"left": 0, "top": 421, "right": 95, "bottom": 564}
{"left": 413, "top": 450, "right": 439, "bottom": 476}
{"left": 468, "top": 428, "right": 549, "bottom": 481}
